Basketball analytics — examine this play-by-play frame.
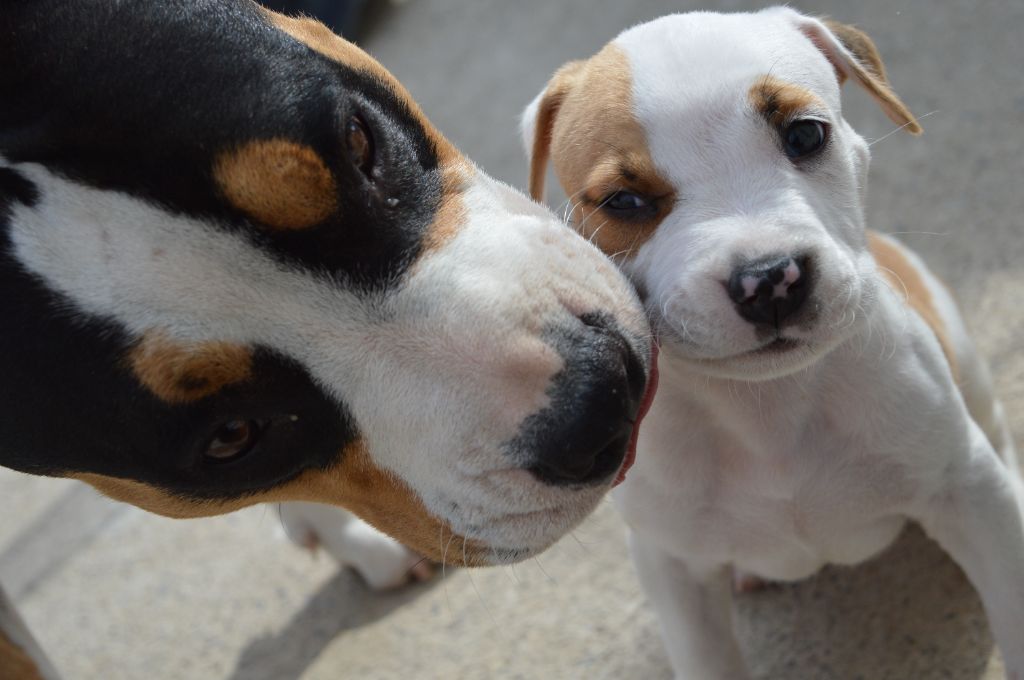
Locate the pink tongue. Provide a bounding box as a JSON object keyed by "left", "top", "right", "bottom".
{"left": 613, "top": 340, "right": 659, "bottom": 487}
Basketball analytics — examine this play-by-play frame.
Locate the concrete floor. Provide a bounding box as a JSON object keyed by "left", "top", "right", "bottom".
{"left": 2, "top": 0, "right": 1022, "bottom": 678}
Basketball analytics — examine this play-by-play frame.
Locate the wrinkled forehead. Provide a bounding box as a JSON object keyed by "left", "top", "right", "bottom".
{"left": 616, "top": 10, "right": 842, "bottom": 122}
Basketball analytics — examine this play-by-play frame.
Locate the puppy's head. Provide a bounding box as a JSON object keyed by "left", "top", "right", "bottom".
{"left": 0, "top": 0, "right": 654, "bottom": 565}
{"left": 523, "top": 7, "right": 919, "bottom": 380}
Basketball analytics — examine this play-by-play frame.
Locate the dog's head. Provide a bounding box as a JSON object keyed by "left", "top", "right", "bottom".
{"left": 523, "top": 7, "right": 920, "bottom": 381}
{"left": 0, "top": 0, "right": 654, "bottom": 565}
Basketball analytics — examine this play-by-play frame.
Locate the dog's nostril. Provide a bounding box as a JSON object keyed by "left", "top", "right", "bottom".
{"left": 577, "top": 311, "right": 613, "bottom": 332}
{"left": 728, "top": 254, "right": 813, "bottom": 327}
{"left": 529, "top": 432, "right": 631, "bottom": 485}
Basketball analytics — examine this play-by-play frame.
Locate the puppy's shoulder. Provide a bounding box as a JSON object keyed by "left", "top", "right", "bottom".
{"left": 866, "top": 231, "right": 958, "bottom": 378}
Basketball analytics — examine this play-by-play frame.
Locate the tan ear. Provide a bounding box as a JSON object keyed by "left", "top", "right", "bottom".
{"left": 795, "top": 16, "right": 922, "bottom": 134}
{"left": 520, "top": 61, "right": 585, "bottom": 201}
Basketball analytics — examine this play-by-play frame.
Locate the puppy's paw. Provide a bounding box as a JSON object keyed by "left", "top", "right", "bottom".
{"left": 345, "top": 525, "right": 434, "bottom": 590}
{"left": 277, "top": 502, "right": 432, "bottom": 590}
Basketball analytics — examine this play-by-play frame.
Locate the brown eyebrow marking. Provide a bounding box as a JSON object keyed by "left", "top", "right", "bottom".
{"left": 748, "top": 75, "right": 825, "bottom": 127}
{"left": 213, "top": 139, "right": 337, "bottom": 231}
{"left": 129, "top": 332, "right": 253, "bottom": 404}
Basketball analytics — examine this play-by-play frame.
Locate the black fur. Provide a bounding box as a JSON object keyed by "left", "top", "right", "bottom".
{"left": 0, "top": 0, "right": 445, "bottom": 500}
{"left": 0, "top": 0, "right": 442, "bottom": 285}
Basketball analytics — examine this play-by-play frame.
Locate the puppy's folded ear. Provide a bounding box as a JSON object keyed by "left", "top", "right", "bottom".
{"left": 789, "top": 13, "right": 922, "bottom": 135}
{"left": 520, "top": 61, "right": 585, "bottom": 201}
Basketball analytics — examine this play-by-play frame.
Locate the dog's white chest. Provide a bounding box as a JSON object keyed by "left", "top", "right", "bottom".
{"left": 614, "top": 354, "right": 914, "bottom": 580}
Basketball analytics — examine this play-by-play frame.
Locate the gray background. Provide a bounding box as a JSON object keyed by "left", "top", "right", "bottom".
{"left": 1, "top": 0, "right": 1020, "bottom": 678}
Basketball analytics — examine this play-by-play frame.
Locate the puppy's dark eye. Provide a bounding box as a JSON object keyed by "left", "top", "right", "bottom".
{"left": 346, "top": 115, "right": 375, "bottom": 177}
{"left": 205, "top": 419, "right": 265, "bottom": 462}
{"left": 601, "top": 190, "right": 653, "bottom": 217}
{"left": 783, "top": 120, "right": 828, "bottom": 160}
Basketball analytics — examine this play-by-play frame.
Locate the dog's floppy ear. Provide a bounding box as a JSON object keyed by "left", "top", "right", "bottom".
{"left": 791, "top": 14, "right": 922, "bottom": 135}
{"left": 521, "top": 60, "right": 585, "bottom": 201}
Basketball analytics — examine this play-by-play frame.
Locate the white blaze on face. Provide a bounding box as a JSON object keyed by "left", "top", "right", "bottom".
{"left": 4, "top": 157, "right": 648, "bottom": 558}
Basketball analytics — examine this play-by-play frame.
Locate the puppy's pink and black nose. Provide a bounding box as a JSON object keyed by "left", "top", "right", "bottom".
{"left": 728, "top": 255, "right": 811, "bottom": 327}
{"left": 512, "top": 314, "right": 649, "bottom": 486}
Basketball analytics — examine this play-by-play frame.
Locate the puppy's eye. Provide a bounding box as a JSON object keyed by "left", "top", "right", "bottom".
{"left": 204, "top": 419, "right": 265, "bottom": 462}
{"left": 346, "top": 115, "right": 375, "bottom": 177}
{"left": 783, "top": 120, "right": 828, "bottom": 160}
{"left": 601, "top": 190, "right": 653, "bottom": 216}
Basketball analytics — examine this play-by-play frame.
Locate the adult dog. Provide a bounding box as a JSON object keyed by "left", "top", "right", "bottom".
{"left": 0, "top": 0, "right": 655, "bottom": 675}
{"left": 523, "top": 7, "right": 1022, "bottom": 678}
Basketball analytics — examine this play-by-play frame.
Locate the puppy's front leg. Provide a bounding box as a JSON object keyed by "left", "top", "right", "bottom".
{"left": 628, "top": 532, "right": 749, "bottom": 680}
{"left": 914, "top": 422, "right": 1024, "bottom": 679}
{"left": 279, "top": 502, "right": 431, "bottom": 590}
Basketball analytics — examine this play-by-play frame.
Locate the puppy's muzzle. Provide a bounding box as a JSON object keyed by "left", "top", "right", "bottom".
{"left": 727, "top": 254, "right": 813, "bottom": 328}
{"left": 511, "top": 314, "right": 648, "bottom": 486}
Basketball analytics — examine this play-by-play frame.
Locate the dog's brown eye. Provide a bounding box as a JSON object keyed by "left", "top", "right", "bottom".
{"left": 205, "top": 419, "right": 263, "bottom": 462}
{"left": 346, "top": 115, "right": 375, "bottom": 177}
{"left": 783, "top": 120, "right": 828, "bottom": 160}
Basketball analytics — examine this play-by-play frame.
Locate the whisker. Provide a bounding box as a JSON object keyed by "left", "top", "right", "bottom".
{"left": 441, "top": 526, "right": 457, "bottom": 617}
{"left": 570, "top": 531, "right": 595, "bottom": 557}
{"left": 867, "top": 110, "right": 938, "bottom": 147}
{"left": 533, "top": 556, "right": 557, "bottom": 584}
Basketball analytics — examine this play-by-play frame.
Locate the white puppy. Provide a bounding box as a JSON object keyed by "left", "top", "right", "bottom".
{"left": 523, "top": 7, "right": 1023, "bottom": 678}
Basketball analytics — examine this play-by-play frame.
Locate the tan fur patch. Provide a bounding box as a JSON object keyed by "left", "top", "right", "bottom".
{"left": 264, "top": 8, "right": 459, "bottom": 167}
{"left": 129, "top": 332, "right": 252, "bottom": 404}
{"left": 0, "top": 630, "right": 45, "bottom": 680}
{"left": 530, "top": 44, "right": 674, "bottom": 259}
{"left": 213, "top": 139, "right": 337, "bottom": 230}
{"left": 868, "top": 231, "right": 958, "bottom": 378}
{"left": 748, "top": 75, "right": 826, "bottom": 127}
{"left": 73, "top": 441, "right": 486, "bottom": 565}
{"left": 421, "top": 162, "right": 471, "bottom": 252}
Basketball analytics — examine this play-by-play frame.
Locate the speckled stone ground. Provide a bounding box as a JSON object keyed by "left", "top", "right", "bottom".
{"left": 2, "top": 0, "right": 1021, "bottom": 678}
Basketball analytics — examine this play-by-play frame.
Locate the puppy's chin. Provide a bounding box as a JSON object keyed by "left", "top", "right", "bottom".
{"left": 660, "top": 324, "right": 857, "bottom": 382}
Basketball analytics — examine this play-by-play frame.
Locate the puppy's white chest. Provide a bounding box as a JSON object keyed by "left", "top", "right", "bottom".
{"left": 614, "top": 369, "right": 911, "bottom": 580}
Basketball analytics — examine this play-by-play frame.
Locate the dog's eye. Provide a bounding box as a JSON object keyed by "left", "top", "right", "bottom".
{"left": 783, "top": 120, "right": 828, "bottom": 160}
{"left": 346, "top": 115, "right": 375, "bottom": 177}
{"left": 204, "top": 419, "right": 265, "bottom": 462}
{"left": 601, "top": 190, "right": 652, "bottom": 215}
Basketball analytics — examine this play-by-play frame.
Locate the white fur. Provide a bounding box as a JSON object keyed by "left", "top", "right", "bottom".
{"left": 3, "top": 158, "right": 648, "bottom": 565}
{"left": 525, "top": 7, "right": 1023, "bottom": 678}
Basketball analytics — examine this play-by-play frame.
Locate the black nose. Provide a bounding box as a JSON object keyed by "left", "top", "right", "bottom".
{"left": 727, "top": 254, "right": 812, "bottom": 327}
{"left": 518, "top": 314, "right": 647, "bottom": 486}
